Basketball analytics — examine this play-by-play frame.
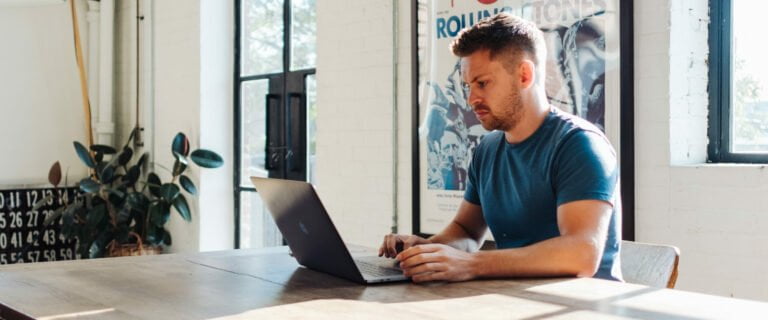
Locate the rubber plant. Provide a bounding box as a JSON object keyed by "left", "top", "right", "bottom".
{"left": 36, "top": 129, "right": 223, "bottom": 259}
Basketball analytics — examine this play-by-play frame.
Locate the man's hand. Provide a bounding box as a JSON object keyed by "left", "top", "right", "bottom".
{"left": 378, "top": 234, "right": 431, "bottom": 258}
{"left": 396, "top": 244, "right": 478, "bottom": 283}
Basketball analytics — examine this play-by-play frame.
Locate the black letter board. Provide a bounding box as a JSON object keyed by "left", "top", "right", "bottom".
{"left": 0, "top": 188, "right": 78, "bottom": 264}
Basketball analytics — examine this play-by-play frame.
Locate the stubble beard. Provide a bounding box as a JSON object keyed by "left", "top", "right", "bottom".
{"left": 477, "top": 86, "right": 524, "bottom": 132}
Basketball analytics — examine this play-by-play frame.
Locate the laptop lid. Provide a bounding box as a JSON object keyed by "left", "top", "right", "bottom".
{"left": 250, "top": 177, "right": 365, "bottom": 283}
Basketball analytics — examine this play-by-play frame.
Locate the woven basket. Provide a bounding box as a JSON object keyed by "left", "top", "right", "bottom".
{"left": 107, "top": 232, "right": 163, "bottom": 257}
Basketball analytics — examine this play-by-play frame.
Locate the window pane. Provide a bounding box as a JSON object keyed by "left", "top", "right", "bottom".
{"left": 732, "top": 2, "right": 768, "bottom": 153}
{"left": 242, "top": 0, "right": 283, "bottom": 76}
{"left": 239, "top": 191, "right": 282, "bottom": 249}
{"left": 241, "top": 80, "right": 269, "bottom": 186}
{"left": 290, "top": 0, "right": 316, "bottom": 70}
{"left": 306, "top": 74, "right": 317, "bottom": 184}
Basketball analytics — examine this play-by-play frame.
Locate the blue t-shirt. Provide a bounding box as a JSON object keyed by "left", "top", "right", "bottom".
{"left": 464, "top": 108, "right": 622, "bottom": 281}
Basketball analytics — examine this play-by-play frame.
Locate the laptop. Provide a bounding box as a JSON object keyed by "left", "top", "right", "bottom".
{"left": 250, "top": 177, "right": 408, "bottom": 284}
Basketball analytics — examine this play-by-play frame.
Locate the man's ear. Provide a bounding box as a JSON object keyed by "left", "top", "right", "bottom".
{"left": 518, "top": 59, "right": 536, "bottom": 89}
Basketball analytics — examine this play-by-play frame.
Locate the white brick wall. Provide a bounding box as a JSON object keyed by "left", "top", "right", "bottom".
{"left": 636, "top": 0, "right": 768, "bottom": 300}
{"left": 316, "top": 0, "right": 406, "bottom": 247}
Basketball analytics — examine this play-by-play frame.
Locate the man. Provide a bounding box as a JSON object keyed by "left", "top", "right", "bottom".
{"left": 379, "top": 13, "right": 622, "bottom": 282}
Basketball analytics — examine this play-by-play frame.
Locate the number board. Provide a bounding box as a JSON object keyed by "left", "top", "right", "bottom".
{"left": 0, "top": 188, "right": 78, "bottom": 264}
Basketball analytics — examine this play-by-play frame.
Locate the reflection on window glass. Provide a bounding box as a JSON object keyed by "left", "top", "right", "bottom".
{"left": 241, "top": 80, "right": 269, "bottom": 186}
{"left": 732, "top": 2, "right": 768, "bottom": 152}
{"left": 239, "top": 192, "right": 281, "bottom": 249}
{"left": 290, "top": 0, "right": 316, "bottom": 70}
{"left": 242, "top": 0, "right": 283, "bottom": 76}
{"left": 306, "top": 74, "right": 317, "bottom": 185}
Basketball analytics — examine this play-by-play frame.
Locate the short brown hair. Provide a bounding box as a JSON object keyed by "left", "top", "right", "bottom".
{"left": 450, "top": 13, "right": 545, "bottom": 69}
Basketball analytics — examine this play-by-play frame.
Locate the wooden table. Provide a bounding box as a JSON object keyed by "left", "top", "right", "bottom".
{"left": 1, "top": 246, "right": 767, "bottom": 319}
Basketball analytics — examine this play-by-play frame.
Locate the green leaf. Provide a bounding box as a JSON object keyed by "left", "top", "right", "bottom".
{"left": 79, "top": 178, "right": 101, "bottom": 193}
{"left": 124, "top": 165, "right": 141, "bottom": 187}
{"left": 172, "top": 159, "right": 188, "bottom": 177}
{"left": 172, "top": 132, "right": 190, "bottom": 157}
{"left": 137, "top": 152, "right": 149, "bottom": 168}
{"left": 149, "top": 202, "right": 170, "bottom": 227}
{"left": 147, "top": 173, "right": 162, "bottom": 197}
{"left": 48, "top": 161, "right": 62, "bottom": 187}
{"left": 117, "top": 206, "right": 132, "bottom": 224}
{"left": 179, "top": 175, "right": 197, "bottom": 195}
{"left": 108, "top": 187, "right": 125, "bottom": 198}
{"left": 101, "top": 165, "right": 116, "bottom": 184}
{"left": 146, "top": 225, "right": 160, "bottom": 245}
{"left": 73, "top": 141, "right": 96, "bottom": 168}
{"left": 190, "top": 149, "right": 224, "bottom": 168}
{"left": 88, "top": 242, "right": 102, "bottom": 259}
{"left": 124, "top": 127, "right": 138, "bottom": 149}
{"left": 94, "top": 152, "right": 104, "bottom": 163}
{"left": 127, "top": 192, "right": 149, "bottom": 212}
{"left": 108, "top": 192, "right": 125, "bottom": 208}
{"left": 116, "top": 225, "right": 130, "bottom": 244}
{"left": 173, "top": 151, "right": 188, "bottom": 163}
{"left": 118, "top": 147, "right": 134, "bottom": 166}
{"left": 96, "top": 161, "right": 108, "bottom": 177}
{"left": 133, "top": 214, "right": 146, "bottom": 239}
{"left": 78, "top": 241, "right": 90, "bottom": 259}
{"left": 91, "top": 144, "right": 117, "bottom": 154}
{"left": 160, "top": 183, "right": 180, "bottom": 202}
{"left": 86, "top": 204, "right": 107, "bottom": 229}
{"left": 89, "top": 231, "right": 113, "bottom": 259}
{"left": 60, "top": 203, "right": 78, "bottom": 236}
{"left": 173, "top": 194, "right": 192, "bottom": 222}
{"left": 162, "top": 229, "right": 172, "bottom": 246}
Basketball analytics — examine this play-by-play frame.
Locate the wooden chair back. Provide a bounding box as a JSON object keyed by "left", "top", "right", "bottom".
{"left": 620, "top": 240, "right": 680, "bottom": 288}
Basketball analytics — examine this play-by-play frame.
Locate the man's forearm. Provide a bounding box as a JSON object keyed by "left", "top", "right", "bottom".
{"left": 429, "top": 220, "right": 485, "bottom": 252}
{"left": 471, "top": 234, "right": 603, "bottom": 278}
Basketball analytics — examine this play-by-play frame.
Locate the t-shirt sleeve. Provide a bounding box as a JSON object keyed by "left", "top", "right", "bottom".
{"left": 552, "top": 130, "right": 618, "bottom": 207}
{"left": 463, "top": 144, "right": 481, "bottom": 205}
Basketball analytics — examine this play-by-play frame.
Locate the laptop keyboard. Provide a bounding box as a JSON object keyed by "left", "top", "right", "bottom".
{"left": 354, "top": 259, "right": 403, "bottom": 277}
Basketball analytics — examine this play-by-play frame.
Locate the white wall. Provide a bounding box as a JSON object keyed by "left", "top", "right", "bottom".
{"left": 112, "top": 0, "right": 234, "bottom": 253}
{"left": 152, "top": 0, "right": 202, "bottom": 253}
{"left": 316, "top": 0, "right": 410, "bottom": 247}
{"left": 199, "top": 0, "right": 235, "bottom": 252}
{"left": 0, "top": 1, "right": 90, "bottom": 186}
{"left": 635, "top": 0, "right": 768, "bottom": 300}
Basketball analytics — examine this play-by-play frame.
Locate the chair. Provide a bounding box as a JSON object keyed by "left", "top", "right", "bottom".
{"left": 620, "top": 240, "right": 680, "bottom": 289}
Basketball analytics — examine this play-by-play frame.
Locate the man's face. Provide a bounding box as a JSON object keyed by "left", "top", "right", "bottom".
{"left": 460, "top": 50, "right": 524, "bottom": 132}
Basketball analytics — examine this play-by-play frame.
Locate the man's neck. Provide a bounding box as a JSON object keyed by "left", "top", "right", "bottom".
{"left": 503, "top": 90, "right": 550, "bottom": 144}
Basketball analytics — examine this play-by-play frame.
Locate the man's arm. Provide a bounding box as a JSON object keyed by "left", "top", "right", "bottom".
{"left": 397, "top": 199, "right": 612, "bottom": 282}
{"left": 428, "top": 200, "right": 488, "bottom": 252}
{"left": 378, "top": 200, "right": 487, "bottom": 258}
{"left": 472, "top": 199, "right": 612, "bottom": 277}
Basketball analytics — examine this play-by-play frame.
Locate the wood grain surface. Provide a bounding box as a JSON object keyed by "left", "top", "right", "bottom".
{"left": 0, "top": 246, "right": 765, "bottom": 319}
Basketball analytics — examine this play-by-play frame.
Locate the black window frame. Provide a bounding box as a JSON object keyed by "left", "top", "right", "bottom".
{"left": 234, "top": 0, "right": 316, "bottom": 249}
{"left": 708, "top": 0, "right": 768, "bottom": 163}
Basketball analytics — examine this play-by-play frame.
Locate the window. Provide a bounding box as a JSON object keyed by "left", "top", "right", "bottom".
{"left": 235, "top": 0, "right": 317, "bottom": 248}
{"left": 709, "top": 0, "right": 768, "bottom": 162}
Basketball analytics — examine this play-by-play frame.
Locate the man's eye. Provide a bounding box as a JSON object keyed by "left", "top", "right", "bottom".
{"left": 477, "top": 81, "right": 487, "bottom": 88}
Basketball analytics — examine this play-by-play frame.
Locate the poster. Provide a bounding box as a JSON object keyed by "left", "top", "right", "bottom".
{"left": 416, "top": 0, "right": 624, "bottom": 234}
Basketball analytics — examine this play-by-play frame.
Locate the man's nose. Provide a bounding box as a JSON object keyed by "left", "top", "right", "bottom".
{"left": 467, "top": 90, "right": 482, "bottom": 108}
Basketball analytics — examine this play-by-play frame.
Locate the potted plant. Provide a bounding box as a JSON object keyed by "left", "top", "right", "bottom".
{"left": 36, "top": 128, "right": 223, "bottom": 258}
